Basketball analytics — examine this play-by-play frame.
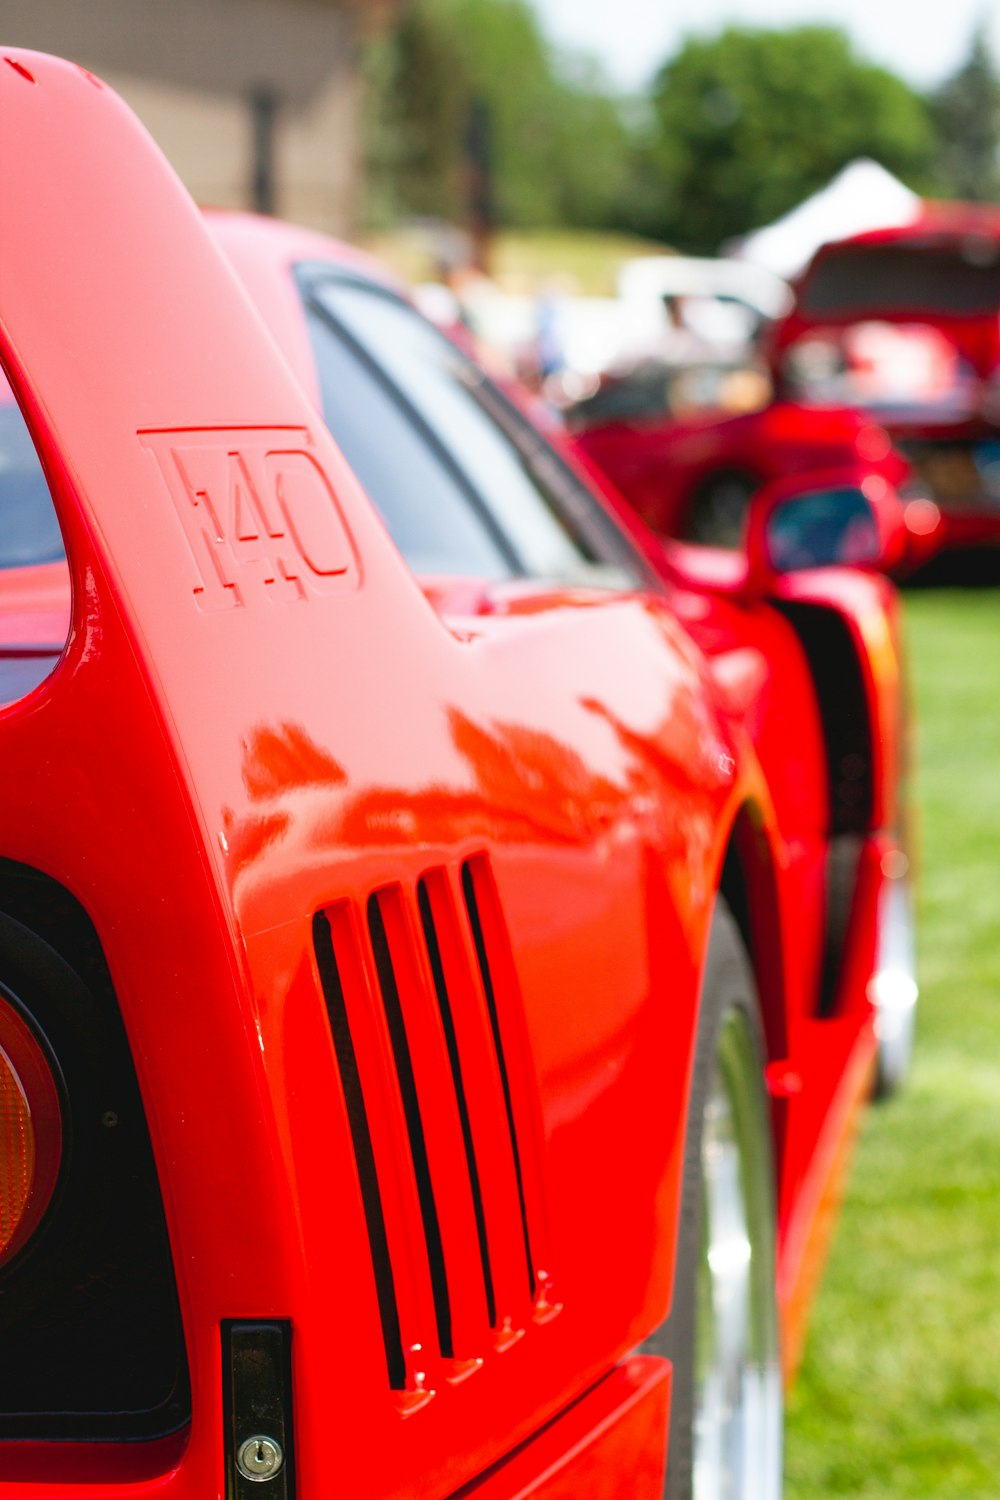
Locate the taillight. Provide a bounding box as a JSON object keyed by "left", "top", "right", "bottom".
{"left": 0, "top": 1000, "right": 62, "bottom": 1267}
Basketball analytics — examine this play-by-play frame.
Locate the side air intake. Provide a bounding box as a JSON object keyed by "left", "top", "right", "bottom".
{"left": 312, "top": 857, "right": 549, "bottom": 1400}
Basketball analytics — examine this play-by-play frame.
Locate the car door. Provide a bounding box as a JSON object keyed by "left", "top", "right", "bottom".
{"left": 0, "top": 52, "right": 744, "bottom": 1499}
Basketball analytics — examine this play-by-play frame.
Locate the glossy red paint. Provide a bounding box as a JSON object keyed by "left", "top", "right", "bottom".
{"left": 568, "top": 390, "right": 907, "bottom": 546}
{"left": 767, "top": 205, "right": 1000, "bottom": 549}
{"left": 205, "top": 211, "right": 901, "bottom": 1093}
{"left": 454, "top": 1359, "right": 670, "bottom": 1497}
{"left": 0, "top": 51, "right": 909, "bottom": 1497}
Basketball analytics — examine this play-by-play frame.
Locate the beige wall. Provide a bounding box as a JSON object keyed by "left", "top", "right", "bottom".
{"left": 0, "top": 0, "right": 383, "bottom": 232}
{"left": 98, "top": 60, "right": 364, "bottom": 229}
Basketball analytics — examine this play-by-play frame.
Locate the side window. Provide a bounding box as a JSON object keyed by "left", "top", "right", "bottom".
{"left": 304, "top": 309, "right": 516, "bottom": 580}
{"left": 0, "top": 377, "right": 70, "bottom": 707}
{"left": 0, "top": 397, "right": 65, "bottom": 570}
{"left": 306, "top": 276, "right": 646, "bottom": 589}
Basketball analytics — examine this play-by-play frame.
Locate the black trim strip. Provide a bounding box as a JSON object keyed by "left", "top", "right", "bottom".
{"left": 222, "top": 1320, "right": 294, "bottom": 1500}
{"left": 367, "top": 895, "right": 453, "bottom": 1359}
{"left": 417, "top": 878, "right": 496, "bottom": 1327}
{"left": 312, "top": 911, "right": 406, "bottom": 1389}
{"left": 460, "top": 864, "right": 536, "bottom": 1298}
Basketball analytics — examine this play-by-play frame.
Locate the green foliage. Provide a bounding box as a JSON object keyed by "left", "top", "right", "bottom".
{"left": 642, "top": 26, "right": 936, "bottom": 251}
{"left": 368, "top": 11, "right": 998, "bottom": 254}
{"left": 363, "top": 3, "right": 468, "bottom": 226}
{"left": 931, "top": 26, "right": 1000, "bottom": 201}
{"left": 786, "top": 589, "right": 1000, "bottom": 1496}
{"left": 364, "top": 0, "right": 636, "bottom": 231}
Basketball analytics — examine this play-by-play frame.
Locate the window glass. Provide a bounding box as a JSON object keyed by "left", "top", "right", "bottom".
{"left": 0, "top": 374, "right": 70, "bottom": 706}
{"left": 311, "top": 280, "right": 603, "bottom": 582}
{"left": 304, "top": 309, "right": 514, "bottom": 579}
{"left": 0, "top": 396, "right": 65, "bottom": 570}
{"left": 801, "top": 246, "right": 1000, "bottom": 318}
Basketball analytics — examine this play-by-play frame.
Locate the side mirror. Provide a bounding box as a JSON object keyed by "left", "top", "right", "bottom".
{"left": 746, "top": 470, "right": 907, "bottom": 588}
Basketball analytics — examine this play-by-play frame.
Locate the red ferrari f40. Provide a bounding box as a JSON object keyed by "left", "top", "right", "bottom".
{"left": 0, "top": 51, "right": 915, "bottom": 1500}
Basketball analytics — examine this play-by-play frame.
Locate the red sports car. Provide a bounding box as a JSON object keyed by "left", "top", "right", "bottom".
{"left": 0, "top": 51, "right": 914, "bottom": 1500}
{"left": 766, "top": 203, "right": 1000, "bottom": 551}
{"left": 565, "top": 360, "right": 910, "bottom": 551}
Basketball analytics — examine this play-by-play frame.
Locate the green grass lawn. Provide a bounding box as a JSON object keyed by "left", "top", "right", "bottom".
{"left": 786, "top": 588, "right": 1000, "bottom": 1496}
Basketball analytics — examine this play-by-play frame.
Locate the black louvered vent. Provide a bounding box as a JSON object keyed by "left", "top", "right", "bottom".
{"left": 312, "top": 858, "right": 547, "bottom": 1397}
{"left": 459, "top": 863, "right": 537, "bottom": 1301}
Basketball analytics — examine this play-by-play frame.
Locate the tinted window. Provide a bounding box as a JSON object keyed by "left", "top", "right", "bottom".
{"left": 0, "top": 381, "right": 70, "bottom": 707}
{"left": 308, "top": 278, "right": 641, "bottom": 586}
{"left": 801, "top": 245, "right": 1000, "bottom": 318}
{"left": 304, "top": 309, "right": 514, "bottom": 579}
{"left": 766, "top": 487, "right": 879, "bottom": 572}
{"left": 0, "top": 400, "right": 65, "bottom": 570}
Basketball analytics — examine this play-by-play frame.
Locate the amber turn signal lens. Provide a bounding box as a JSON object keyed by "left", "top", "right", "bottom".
{"left": 0, "top": 1002, "right": 62, "bottom": 1267}
{"left": 0, "top": 1047, "right": 35, "bottom": 1255}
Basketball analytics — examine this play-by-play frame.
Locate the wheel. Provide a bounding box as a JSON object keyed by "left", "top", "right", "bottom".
{"left": 870, "top": 865, "right": 919, "bottom": 1099}
{"left": 682, "top": 472, "right": 758, "bottom": 549}
{"left": 643, "top": 900, "right": 782, "bottom": 1499}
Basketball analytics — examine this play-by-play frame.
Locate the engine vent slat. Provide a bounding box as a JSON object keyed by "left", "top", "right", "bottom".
{"left": 313, "top": 900, "right": 441, "bottom": 1395}
{"left": 366, "top": 892, "right": 454, "bottom": 1360}
{"left": 312, "top": 908, "right": 406, "bottom": 1390}
{"left": 313, "top": 855, "right": 550, "bottom": 1398}
{"left": 461, "top": 859, "right": 543, "bottom": 1302}
{"left": 417, "top": 874, "right": 496, "bottom": 1328}
{"left": 426, "top": 864, "right": 539, "bottom": 1327}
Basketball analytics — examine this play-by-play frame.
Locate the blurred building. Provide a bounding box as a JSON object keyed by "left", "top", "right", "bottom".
{"left": 0, "top": 0, "right": 402, "bottom": 232}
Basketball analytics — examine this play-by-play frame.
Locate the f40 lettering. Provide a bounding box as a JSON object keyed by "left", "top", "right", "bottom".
{"left": 140, "top": 427, "right": 359, "bottom": 611}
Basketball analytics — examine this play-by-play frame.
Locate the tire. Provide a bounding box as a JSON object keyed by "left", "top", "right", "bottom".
{"left": 643, "top": 900, "right": 782, "bottom": 1499}
{"left": 682, "top": 472, "right": 758, "bottom": 549}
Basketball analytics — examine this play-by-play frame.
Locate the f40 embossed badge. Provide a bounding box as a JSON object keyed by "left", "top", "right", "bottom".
{"left": 140, "top": 426, "right": 359, "bottom": 611}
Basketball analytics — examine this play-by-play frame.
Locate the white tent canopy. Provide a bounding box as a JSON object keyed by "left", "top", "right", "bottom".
{"left": 731, "top": 159, "right": 922, "bottom": 280}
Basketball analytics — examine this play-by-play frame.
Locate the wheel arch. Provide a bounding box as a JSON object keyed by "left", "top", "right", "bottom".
{"left": 716, "top": 800, "right": 789, "bottom": 1067}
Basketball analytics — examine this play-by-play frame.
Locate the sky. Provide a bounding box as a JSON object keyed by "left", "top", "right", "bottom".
{"left": 530, "top": 0, "right": 998, "bottom": 93}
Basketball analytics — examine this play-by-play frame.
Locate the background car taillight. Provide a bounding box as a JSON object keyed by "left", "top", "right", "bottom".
{"left": 0, "top": 999, "right": 62, "bottom": 1267}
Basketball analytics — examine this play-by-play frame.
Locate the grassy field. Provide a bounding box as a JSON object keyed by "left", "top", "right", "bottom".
{"left": 786, "top": 588, "right": 1000, "bottom": 1496}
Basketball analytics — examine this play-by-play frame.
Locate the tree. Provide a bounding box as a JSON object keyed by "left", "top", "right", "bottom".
{"left": 363, "top": 2, "right": 470, "bottom": 225}
{"left": 640, "top": 26, "right": 936, "bottom": 252}
{"left": 364, "top": 0, "right": 636, "bottom": 231}
{"left": 931, "top": 25, "right": 1000, "bottom": 200}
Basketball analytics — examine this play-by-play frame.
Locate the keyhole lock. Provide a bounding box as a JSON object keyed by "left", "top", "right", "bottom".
{"left": 236, "top": 1434, "right": 285, "bottom": 1483}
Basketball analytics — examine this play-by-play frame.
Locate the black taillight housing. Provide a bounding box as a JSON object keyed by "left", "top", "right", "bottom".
{"left": 0, "top": 865, "right": 190, "bottom": 1442}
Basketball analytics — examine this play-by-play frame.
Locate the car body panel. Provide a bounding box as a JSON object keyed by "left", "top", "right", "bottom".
{"left": 205, "top": 205, "right": 905, "bottom": 1368}
{"left": 201, "top": 214, "right": 902, "bottom": 1381}
{"left": 570, "top": 397, "right": 906, "bottom": 544}
{"left": 0, "top": 50, "right": 905, "bottom": 1496}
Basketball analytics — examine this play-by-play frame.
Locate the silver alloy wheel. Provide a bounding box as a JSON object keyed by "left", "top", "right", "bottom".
{"left": 693, "top": 1009, "right": 782, "bottom": 1500}
{"left": 870, "top": 866, "right": 918, "bottom": 1097}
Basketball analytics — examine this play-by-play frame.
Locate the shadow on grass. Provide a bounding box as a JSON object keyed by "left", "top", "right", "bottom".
{"left": 904, "top": 547, "right": 1000, "bottom": 589}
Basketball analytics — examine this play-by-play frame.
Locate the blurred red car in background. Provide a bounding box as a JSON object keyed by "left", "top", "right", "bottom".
{"left": 766, "top": 203, "right": 1000, "bottom": 552}
{"left": 565, "top": 364, "right": 910, "bottom": 550}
